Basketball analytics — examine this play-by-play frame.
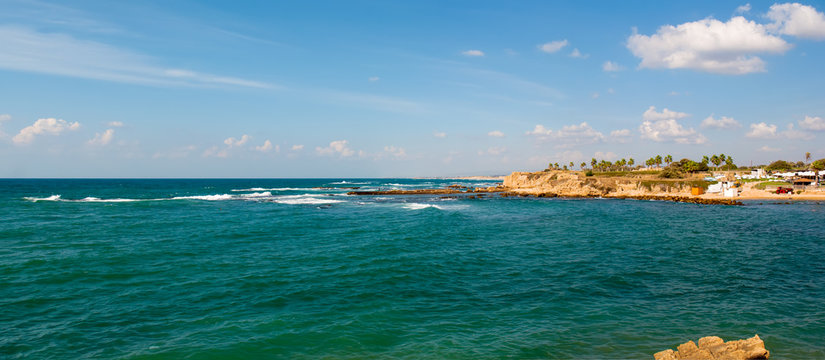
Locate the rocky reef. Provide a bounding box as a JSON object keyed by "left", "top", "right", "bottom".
{"left": 503, "top": 170, "right": 707, "bottom": 197}
{"left": 654, "top": 335, "right": 769, "bottom": 360}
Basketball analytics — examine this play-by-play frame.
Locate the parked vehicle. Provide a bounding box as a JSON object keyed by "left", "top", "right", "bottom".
{"left": 776, "top": 187, "right": 793, "bottom": 194}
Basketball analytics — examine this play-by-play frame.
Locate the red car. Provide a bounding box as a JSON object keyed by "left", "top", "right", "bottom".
{"left": 776, "top": 187, "right": 793, "bottom": 194}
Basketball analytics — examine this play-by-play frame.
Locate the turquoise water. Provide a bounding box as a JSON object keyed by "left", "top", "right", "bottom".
{"left": 1, "top": 179, "right": 824, "bottom": 359}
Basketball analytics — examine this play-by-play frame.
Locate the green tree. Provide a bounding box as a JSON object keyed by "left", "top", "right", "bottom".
{"left": 628, "top": 158, "right": 635, "bottom": 168}
{"left": 664, "top": 154, "right": 673, "bottom": 165}
{"left": 591, "top": 158, "right": 597, "bottom": 169}
{"left": 701, "top": 155, "right": 709, "bottom": 165}
{"left": 655, "top": 155, "right": 663, "bottom": 168}
{"left": 811, "top": 159, "right": 824, "bottom": 185}
{"left": 806, "top": 152, "right": 811, "bottom": 164}
{"left": 711, "top": 155, "right": 721, "bottom": 170}
{"left": 580, "top": 162, "right": 586, "bottom": 170}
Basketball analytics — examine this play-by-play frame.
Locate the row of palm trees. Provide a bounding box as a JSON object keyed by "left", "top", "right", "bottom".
{"left": 549, "top": 153, "right": 736, "bottom": 172}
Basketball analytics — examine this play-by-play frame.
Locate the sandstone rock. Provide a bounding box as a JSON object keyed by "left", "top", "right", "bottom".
{"left": 654, "top": 335, "right": 769, "bottom": 360}
{"left": 654, "top": 349, "right": 677, "bottom": 360}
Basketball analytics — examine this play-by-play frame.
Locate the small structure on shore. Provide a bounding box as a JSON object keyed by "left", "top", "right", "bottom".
{"left": 654, "top": 334, "right": 769, "bottom": 360}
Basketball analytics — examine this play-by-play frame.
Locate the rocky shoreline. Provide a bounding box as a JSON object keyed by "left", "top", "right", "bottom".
{"left": 655, "top": 334, "right": 769, "bottom": 360}
{"left": 347, "top": 188, "right": 743, "bottom": 205}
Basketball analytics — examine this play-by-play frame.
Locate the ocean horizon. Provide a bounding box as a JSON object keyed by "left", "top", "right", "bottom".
{"left": 2, "top": 178, "right": 824, "bottom": 359}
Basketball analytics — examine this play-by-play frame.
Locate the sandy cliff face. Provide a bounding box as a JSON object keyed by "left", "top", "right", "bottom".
{"left": 502, "top": 171, "right": 695, "bottom": 197}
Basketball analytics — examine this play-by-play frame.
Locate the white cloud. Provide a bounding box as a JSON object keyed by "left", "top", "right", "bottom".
{"left": 602, "top": 61, "right": 623, "bottom": 72}
{"left": 526, "top": 124, "right": 552, "bottom": 136}
{"left": 0, "top": 26, "right": 271, "bottom": 88}
{"left": 701, "top": 115, "right": 742, "bottom": 129}
{"left": 591, "top": 92, "right": 600, "bottom": 99}
{"left": 526, "top": 122, "right": 605, "bottom": 147}
{"left": 610, "top": 129, "right": 633, "bottom": 143}
{"left": 488, "top": 130, "right": 505, "bottom": 137}
{"left": 745, "top": 122, "right": 778, "bottom": 138}
{"left": 538, "top": 40, "right": 569, "bottom": 53}
{"left": 107, "top": 121, "right": 124, "bottom": 127}
{"left": 290, "top": 144, "right": 304, "bottom": 151}
{"left": 87, "top": 128, "right": 114, "bottom": 146}
{"left": 643, "top": 106, "right": 689, "bottom": 121}
{"left": 433, "top": 131, "right": 447, "bottom": 138}
{"left": 746, "top": 122, "right": 815, "bottom": 139}
{"left": 569, "top": 48, "right": 589, "bottom": 58}
{"left": 13, "top": 118, "right": 80, "bottom": 144}
{"left": 479, "top": 146, "right": 507, "bottom": 156}
{"left": 383, "top": 146, "right": 407, "bottom": 158}
{"left": 594, "top": 151, "right": 618, "bottom": 160}
{"left": 759, "top": 145, "right": 780, "bottom": 152}
{"left": 610, "top": 129, "right": 632, "bottom": 137}
{"left": 627, "top": 16, "right": 791, "bottom": 74}
{"left": 783, "top": 123, "right": 814, "bottom": 140}
{"left": 736, "top": 4, "right": 752, "bottom": 14}
{"left": 462, "top": 50, "right": 485, "bottom": 57}
{"left": 255, "top": 139, "right": 274, "bottom": 152}
{"left": 316, "top": 140, "right": 355, "bottom": 157}
{"left": 639, "top": 106, "right": 706, "bottom": 144}
{"left": 767, "top": 3, "right": 825, "bottom": 39}
{"left": 224, "top": 134, "right": 250, "bottom": 147}
{"left": 799, "top": 115, "right": 825, "bottom": 131}
{"left": 368, "top": 76, "right": 380, "bottom": 82}
{"left": 202, "top": 146, "right": 228, "bottom": 158}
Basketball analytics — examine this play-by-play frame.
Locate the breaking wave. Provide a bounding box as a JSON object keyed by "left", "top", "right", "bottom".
{"left": 403, "top": 203, "right": 442, "bottom": 210}
{"left": 272, "top": 195, "right": 344, "bottom": 205}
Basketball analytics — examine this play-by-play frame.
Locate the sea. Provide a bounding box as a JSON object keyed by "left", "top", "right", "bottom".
{"left": 1, "top": 178, "right": 824, "bottom": 359}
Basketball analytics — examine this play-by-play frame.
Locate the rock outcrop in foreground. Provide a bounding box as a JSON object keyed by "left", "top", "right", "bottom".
{"left": 654, "top": 335, "right": 769, "bottom": 360}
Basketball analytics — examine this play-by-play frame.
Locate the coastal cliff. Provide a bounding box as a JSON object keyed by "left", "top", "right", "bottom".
{"left": 503, "top": 170, "right": 700, "bottom": 197}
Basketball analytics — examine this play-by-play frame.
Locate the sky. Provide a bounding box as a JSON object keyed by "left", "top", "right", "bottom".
{"left": 1, "top": 0, "right": 824, "bottom": 178}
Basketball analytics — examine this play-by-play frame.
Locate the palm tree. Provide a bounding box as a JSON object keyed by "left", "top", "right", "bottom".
{"left": 569, "top": 161, "right": 574, "bottom": 169}
{"left": 725, "top": 155, "right": 734, "bottom": 169}
{"left": 701, "top": 155, "right": 709, "bottom": 165}
{"left": 655, "top": 155, "right": 663, "bottom": 168}
{"left": 711, "top": 155, "right": 721, "bottom": 170}
{"left": 580, "top": 162, "right": 586, "bottom": 170}
{"left": 591, "top": 158, "right": 597, "bottom": 169}
{"left": 806, "top": 152, "right": 812, "bottom": 164}
{"left": 628, "top": 158, "right": 635, "bottom": 168}
{"left": 664, "top": 155, "right": 673, "bottom": 166}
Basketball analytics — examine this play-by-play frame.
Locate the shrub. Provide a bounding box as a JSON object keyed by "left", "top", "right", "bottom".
{"left": 658, "top": 167, "right": 684, "bottom": 179}
{"left": 765, "top": 160, "right": 793, "bottom": 171}
{"left": 585, "top": 170, "right": 594, "bottom": 177}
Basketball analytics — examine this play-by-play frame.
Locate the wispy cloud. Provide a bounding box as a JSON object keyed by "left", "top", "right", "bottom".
{"left": 0, "top": 26, "right": 273, "bottom": 88}
{"left": 538, "top": 40, "right": 568, "bottom": 53}
{"left": 316, "top": 89, "right": 425, "bottom": 113}
{"left": 461, "top": 49, "right": 485, "bottom": 57}
{"left": 87, "top": 128, "right": 115, "bottom": 146}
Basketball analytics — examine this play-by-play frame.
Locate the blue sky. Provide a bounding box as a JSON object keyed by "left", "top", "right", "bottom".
{"left": 1, "top": 0, "right": 824, "bottom": 177}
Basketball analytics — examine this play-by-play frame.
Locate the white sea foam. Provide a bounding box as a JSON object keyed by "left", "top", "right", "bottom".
{"left": 171, "top": 194, "right": 235, "bottom": 201}
{"left": 403, "top": 203, "right": 442, "bottom": 210}
{"left": 78, "top": 197, "right": 141, "bottom": 202}
{"left": 25, "top": 195, "right": 144, "bottom": 202}
{"left": 24, "top": 195, "right": 62, "bottom": 202}
{"left": 231, "top": 187, "right": 323, "bottom": 192}
{"left": 272, "top": 194, "right": 344, "bottom": 205}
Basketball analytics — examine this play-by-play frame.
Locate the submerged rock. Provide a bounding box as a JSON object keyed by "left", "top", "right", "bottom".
{"left": 654, "top": 335, "right": 769, "bottom": 360}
